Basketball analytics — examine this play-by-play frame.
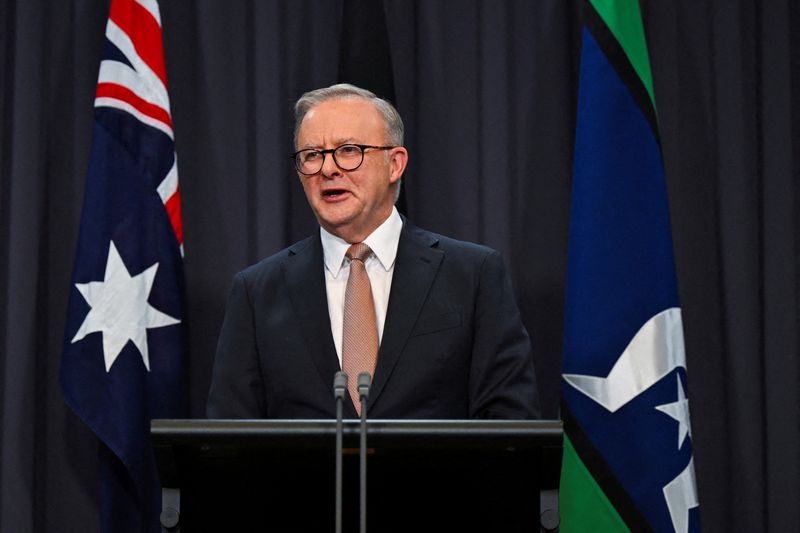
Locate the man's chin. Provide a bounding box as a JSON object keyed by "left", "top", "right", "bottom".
{"left": 312, "top": 203, "right": 392, "bottom": 242}
{"left": 316, "top": 213, "right": 357, "bottom": 238}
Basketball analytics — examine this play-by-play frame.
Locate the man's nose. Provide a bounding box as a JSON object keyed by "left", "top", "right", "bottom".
{"left": 320, "top": 152, "right": 341, "bottom": 178}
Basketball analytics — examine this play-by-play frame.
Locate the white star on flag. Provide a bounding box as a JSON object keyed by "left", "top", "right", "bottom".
{"left": 71, "top": 240, "right": 180, "bottom": 372}
{"left": 655, "top": 374, "right": 692, "bottom": 449}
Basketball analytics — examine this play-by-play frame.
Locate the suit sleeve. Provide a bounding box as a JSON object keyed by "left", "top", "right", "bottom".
{"left": 206, "top": 272, "right": 267, "bottom": 418}
{"left": 468, "top": 250, "right": 540, "bottom": 419}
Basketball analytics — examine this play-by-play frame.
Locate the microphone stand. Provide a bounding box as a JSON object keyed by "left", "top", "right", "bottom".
{"left": 357, "top": 372, "right": 371, "bottom": 533}
{"left": 333, "top": 371, "right": 348, "bottom": 533}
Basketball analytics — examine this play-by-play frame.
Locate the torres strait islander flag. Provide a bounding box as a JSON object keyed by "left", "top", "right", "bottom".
{"left": 60, "top": 1, "right": 184, "bottom": 531}
{"left": 560, "top": 1, "right": 700, "bottom": 532}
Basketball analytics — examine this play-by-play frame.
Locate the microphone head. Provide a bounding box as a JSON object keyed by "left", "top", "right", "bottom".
{"left": 357, "top": 372, "right": 371, "bottom": 397}
{"left": 333, "top": 371, "right": 348, "bottom": 398}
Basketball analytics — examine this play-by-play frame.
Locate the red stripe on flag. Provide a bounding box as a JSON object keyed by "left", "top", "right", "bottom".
{"left": 96, "top": 82, "right": 173, "bottom": 130}
{"left": 109, "top": 0, "right": 168, "bottom": 87}
{"left": 164, "top": 189, "right": 183, "bottom": 245}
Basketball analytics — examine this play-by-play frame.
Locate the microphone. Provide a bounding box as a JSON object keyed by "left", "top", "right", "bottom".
{"left": 357, "top": 372, "right": 371, "bottom": 533}
{"left": 333, "top": 371, "right": 348, "bottom": 533}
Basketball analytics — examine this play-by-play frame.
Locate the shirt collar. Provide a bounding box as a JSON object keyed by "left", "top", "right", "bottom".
{"left": 320, "top": 207, "right": 403, "bottom": 278}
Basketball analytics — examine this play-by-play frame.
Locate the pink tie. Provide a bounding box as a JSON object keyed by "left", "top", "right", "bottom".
{"left": 342, "top": 243, "right": 378, "bottom": 414}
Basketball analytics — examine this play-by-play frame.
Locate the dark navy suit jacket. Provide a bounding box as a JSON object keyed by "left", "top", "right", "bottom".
{"left": 207, "top": 220, "right": 539, "bottom": 419}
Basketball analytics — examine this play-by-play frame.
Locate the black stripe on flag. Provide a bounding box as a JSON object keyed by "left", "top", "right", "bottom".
{"left": 580, "top": 0, "right": 661, "bottom": 144}
{"left": 562, "top": 403, "right": 654, "bottom": 532}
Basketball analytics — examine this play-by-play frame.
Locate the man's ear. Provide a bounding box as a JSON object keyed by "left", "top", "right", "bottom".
{"left": 388, "top": 147, "right": 408, "bottom": 185}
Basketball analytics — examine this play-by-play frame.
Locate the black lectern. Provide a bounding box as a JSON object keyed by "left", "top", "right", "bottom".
{"left": 152, "top": 419, "right": 562, "bottom": 532}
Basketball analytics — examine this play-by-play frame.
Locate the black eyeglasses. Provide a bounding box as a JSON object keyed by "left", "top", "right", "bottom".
{"left": 291, "top": 144, "right": 396, "bottom": 175}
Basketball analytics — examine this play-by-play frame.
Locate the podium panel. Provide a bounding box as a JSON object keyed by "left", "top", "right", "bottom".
{"left": 152, "top": 419, "right": 562, "bottom": 532}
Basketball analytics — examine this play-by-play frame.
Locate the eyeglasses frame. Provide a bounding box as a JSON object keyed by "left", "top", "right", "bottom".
{"left": 290, "top": 144, "right": 397, "bottom": 175}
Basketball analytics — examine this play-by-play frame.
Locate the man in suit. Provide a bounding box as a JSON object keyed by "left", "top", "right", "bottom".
{"left": 207, "top": 83, "right": 539, "bottom": 419}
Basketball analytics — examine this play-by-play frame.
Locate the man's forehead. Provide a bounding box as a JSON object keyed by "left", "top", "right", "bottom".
{"left": 297, "top": 98, "right": 385, "bottom": 145}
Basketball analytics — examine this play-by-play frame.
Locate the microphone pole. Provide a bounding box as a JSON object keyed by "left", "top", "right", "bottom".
{"left": 357, "top": 372, "right": 371, "bottom": 533}
{"left": 333, "top": 371, "right": 348, "bottom": 533}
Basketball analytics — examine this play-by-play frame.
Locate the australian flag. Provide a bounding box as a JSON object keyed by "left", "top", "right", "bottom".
{"left": 559, "top": 1, "right": 699, "bottom": 532}
{"left": 60, "top": 1, "right": 184, "bottom": 532}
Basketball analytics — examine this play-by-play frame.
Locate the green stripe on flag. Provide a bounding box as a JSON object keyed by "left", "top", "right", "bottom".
{"left": 588, "top": 0, "right": 656, "bottom": 112}
{"left": 560, "top": 434, "right": 630, "bottom": 533}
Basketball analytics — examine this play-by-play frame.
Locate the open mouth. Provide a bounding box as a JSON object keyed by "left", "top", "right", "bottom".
{"left": 322, "top": 188, "right": 349, "bottom": 199}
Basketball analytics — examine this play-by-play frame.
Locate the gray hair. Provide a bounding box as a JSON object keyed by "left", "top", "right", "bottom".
{"left": 293, "top": 83, "right": 404, "bottom": 148}
{"left": 293, "top": 83, "right": 405, "bottom": 203}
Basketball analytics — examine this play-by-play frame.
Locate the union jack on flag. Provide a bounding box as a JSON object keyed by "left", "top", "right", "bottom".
{"left": 60, "top": 1, "right": 185, "bottom": 531}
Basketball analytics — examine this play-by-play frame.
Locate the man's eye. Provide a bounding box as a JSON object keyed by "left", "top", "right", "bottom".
{"left": 303, "top": 151, "right": 322, "bottom": 161}
{"left": 337, "top": 145, "right": 361, "bottom": 156}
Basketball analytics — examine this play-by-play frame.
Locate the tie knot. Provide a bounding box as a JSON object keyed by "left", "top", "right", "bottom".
{"left": 346, "top": 242, "right": 372, "bottom": 263}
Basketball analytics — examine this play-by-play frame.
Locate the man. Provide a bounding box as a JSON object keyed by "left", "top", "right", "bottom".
{"left": 207, "top": 83, "right": 539, "bottom": 420}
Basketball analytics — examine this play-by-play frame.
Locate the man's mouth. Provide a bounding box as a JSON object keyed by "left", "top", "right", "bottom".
{"left": 322, "top": 188, "right": 349, "bottom": 200}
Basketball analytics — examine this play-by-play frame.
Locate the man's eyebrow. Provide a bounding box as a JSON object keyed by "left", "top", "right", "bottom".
{"left": 300, "top": 138, "right": 358, "bottom": 149}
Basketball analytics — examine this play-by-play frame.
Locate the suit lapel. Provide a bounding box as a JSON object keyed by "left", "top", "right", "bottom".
{"left": 370, "top": 222, "right": 443, "bottom": 408}
{"left": 282, "top": 234, "right": 345, "bottom": 406}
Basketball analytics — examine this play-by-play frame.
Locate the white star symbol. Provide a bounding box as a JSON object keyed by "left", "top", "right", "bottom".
{"left": 71, "top": 240, "right": 180, "bottom": 372}
{"left": 655, "top": 374, "right": 692, "bottom": 449}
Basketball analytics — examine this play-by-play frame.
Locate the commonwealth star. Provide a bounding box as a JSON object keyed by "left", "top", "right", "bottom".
{"left": 71, "top": 240, "right": 180, "bottom": 372}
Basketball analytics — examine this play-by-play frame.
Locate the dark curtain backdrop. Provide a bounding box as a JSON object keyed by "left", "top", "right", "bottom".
{"left": 1, "top": 1, "right": 798, "bottom": 531}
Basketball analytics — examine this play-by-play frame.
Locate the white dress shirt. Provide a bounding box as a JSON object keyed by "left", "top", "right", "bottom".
{"left": 320, "top": 207, "right": 403, "bottom": 367}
